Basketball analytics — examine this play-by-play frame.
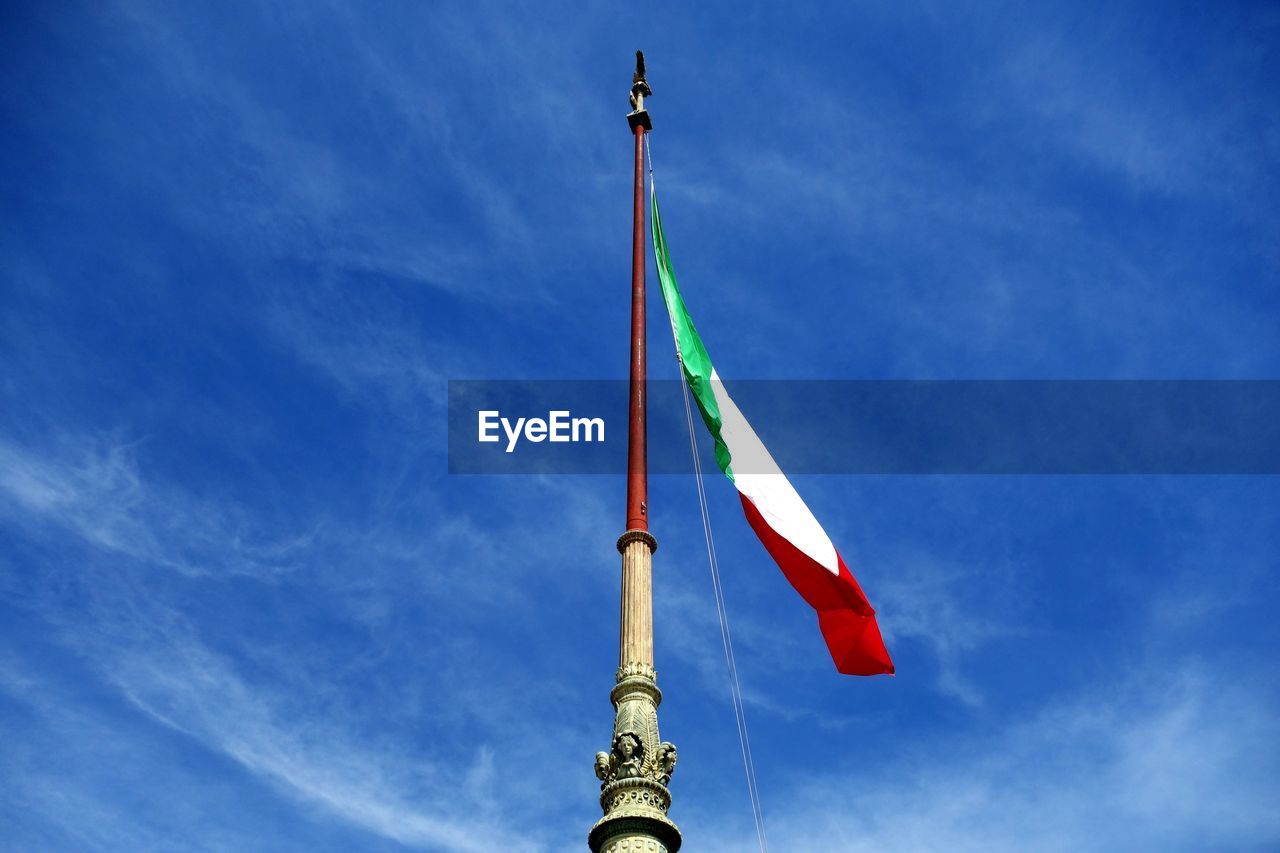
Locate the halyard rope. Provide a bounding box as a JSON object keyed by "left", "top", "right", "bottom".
{"left": 646, "top": 135, "right": 769, "bottom": 853}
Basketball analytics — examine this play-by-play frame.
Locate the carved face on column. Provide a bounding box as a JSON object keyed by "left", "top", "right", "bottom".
{"left": 614, "top": 731, "right": 644, "bottom": 779}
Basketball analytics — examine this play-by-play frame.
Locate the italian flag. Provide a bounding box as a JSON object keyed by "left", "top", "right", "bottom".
{"left": 651, "top": 189, "right": 895, "bottom": 676}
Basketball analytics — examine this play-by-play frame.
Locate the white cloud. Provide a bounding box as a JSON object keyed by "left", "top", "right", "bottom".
{"left": 0, "top": 435, "right": 312, "bottom": 579}
{"left": 104, "top": 631, "right": 526, "bottom": 852}
{"left": 876, "top": 553, "right": 1020, "bottom": 707}
{"left": 700, "top": 663, "right": 1280, "bottom": 852}
{"left": 0, "top": 428, "right": 616, "bottom": 849}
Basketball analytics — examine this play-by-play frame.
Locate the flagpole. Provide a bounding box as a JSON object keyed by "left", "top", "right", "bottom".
{"left": 588, "top": 51, "right": 681, "bottom": 853}
{"left": 625, "top": 83, "right": 649, "bottom": 533}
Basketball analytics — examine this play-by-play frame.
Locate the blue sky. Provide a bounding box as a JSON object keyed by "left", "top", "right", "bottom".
{"left": 2, "top": 2, "right": 1279, "bottom": 851}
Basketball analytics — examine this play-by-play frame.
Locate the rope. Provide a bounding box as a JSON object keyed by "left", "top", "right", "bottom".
{"left": 646, "top": 134, "right": 769, "bottom": 853}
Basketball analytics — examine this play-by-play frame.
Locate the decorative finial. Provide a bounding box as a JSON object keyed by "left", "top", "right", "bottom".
{"left": 629, "top": 50, "right": 652, "bottom": 114}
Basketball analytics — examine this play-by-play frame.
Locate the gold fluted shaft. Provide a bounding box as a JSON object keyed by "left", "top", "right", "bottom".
{"left": 619, "top": 533, "right": 655, "bottom": 669}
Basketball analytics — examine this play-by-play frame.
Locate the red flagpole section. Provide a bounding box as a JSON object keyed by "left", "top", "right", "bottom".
{"left": 626, "top": 121, "right": 648, "bottom": 531}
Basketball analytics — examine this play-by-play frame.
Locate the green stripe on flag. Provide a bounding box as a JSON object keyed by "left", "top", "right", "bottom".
{"left": 650, "top": 190, "right": 734, "bottom": 480}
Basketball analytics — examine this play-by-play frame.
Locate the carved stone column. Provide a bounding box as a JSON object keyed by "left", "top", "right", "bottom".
{"left": 589, "top": 530, "right": 681, "bottom": 853}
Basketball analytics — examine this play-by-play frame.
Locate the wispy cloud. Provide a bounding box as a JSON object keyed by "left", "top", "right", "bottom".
{"left": 104, "top": 627, "right": 526, "bottom": 852}
{"left": 0, "top": 435, "right": 313, "bottom": 579}
{"left": 0, "top": 428, "right": 616, "bottom": 850}
{"left": 875, "top": 553, "right": 1019, "bottom": 707}
{"left": 1002, "top": 25, "right": 1273, "bottom": 200}
{"left": 0, "top": 626, "right": 531, "bottom": 853}
{"left": 699, "top": 663, "right": 1280, "bottom": 852}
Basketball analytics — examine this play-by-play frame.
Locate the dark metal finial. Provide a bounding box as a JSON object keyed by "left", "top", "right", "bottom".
{"left": 630, "top": 50, "right": 652, "bottom": 115}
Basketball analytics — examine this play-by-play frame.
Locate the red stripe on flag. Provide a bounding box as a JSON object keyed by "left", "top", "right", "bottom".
{"left": 739, "top": 493, "right": 895, "bottom": 676}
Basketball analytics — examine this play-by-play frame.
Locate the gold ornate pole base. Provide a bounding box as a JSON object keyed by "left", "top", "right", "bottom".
{"left": 589, "top": 531, "right": 681, "bottom": 853}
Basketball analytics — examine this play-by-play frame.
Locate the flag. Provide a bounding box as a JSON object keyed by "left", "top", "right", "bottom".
{"left": 651, "top": 189, "right": 895, "bottom": 676}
